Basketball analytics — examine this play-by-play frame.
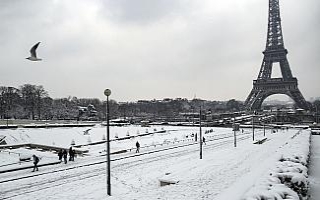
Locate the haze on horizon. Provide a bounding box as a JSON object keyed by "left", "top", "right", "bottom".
{"left": 0, "top": 0, "right": 319, "bottom": 102}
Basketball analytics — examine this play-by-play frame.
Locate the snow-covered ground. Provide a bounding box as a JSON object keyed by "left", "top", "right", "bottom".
{"left": 0, "top": 125, "right": 313, "bottom": 199}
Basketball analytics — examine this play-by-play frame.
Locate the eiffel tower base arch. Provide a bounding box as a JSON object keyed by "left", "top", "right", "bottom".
{"left": 245, "top": 78, "right": 309, "bottom": 111}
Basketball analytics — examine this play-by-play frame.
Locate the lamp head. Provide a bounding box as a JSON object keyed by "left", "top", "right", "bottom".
{"left": 104, "top": 89, "right": 111, "bottom": 97}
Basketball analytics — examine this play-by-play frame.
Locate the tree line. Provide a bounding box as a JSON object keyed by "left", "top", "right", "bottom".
{"left": 0, "top": 84, "right": 244, "bottom": 121}
{"left": 0, "top": 84, "right": 106, "bottom": 120}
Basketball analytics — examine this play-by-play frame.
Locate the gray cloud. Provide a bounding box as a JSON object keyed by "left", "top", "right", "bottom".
{"left": 0, "top": 0, "right": 319, "bottom": 102}
{"left": 100, "top": 0, "right": 191, "bottom": 25}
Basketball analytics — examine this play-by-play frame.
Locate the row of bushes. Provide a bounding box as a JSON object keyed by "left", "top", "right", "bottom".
{"left": 242, "top": 130, "right": 310, "bottom": 200}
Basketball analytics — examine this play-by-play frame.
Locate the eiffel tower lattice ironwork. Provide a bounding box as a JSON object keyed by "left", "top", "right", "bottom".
{"left": 244, "top": 0, "right": 309, "bottom": 111}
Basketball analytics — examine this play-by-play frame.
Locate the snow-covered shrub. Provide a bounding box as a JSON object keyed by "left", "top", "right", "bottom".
{"left": 242, "top": 130, "right": 311, "bottom": 200}
{"left": 244, "top": 184, "right": 299, "bottom": 200}
{"left": 272, "top": 161, "right": 309, "bottom": 198}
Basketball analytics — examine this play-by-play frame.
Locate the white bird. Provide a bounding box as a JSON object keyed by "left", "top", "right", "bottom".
{"left": 26, "top": 42, "right": 42, "bottom": 61}
{"left": 83, "top": 128, "right": 92, "bottom": 135}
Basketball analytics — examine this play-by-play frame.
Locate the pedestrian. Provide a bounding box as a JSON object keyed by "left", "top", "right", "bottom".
{"left": 69, "top": 147, "right": 74, "bottom": 161}
{"left": 195, "top": 133, "right": 197, "bottom": 142}
{"left": 202, "top": 137, "right": 206, "bottom": 145}
{"left": 63, "top": 149, "right": 68, "bottom": 164}
{"left": 32, "top": 155, "right": 39, "bottom": 172}
{"left": 136, "top": 141, "right": 140, "bottom": 153}
{"left": 58, "top": 149, "right": 63, "bottom": 161}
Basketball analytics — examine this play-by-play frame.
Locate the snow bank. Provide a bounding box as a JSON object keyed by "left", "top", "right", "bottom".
{"left": 242, "top": 130, "right": 311, "bottom": 200}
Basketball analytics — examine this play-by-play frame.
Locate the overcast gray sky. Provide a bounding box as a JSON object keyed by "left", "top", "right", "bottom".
{"left": 0, "top": 0, "right": 319, "bottom": 102}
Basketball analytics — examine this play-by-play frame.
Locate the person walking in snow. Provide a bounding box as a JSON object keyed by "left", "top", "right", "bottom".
{"left": 69, "top": 147, "right": 74, "bottom": 161}
{"left": 63, "top": 149, "right": 68, "bottom": 164}
{"left": 136, "top": 141, "right": 140, "bottom": 153}
{"left": 58, "top": 149, "right": 63, "bottom": 161}
{"left": 32, "top": 155, "right": 39, "bottom": 172}
{"left": 202, "top": 136, "right": 206, "bottom": 145}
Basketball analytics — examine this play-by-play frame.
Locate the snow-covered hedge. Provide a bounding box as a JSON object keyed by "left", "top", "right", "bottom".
{"left": 242, "top": 130, "right": 311, "bottom": 200}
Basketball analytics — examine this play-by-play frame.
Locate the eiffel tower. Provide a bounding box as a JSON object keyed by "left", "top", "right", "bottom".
{"left": 244, "top": 0, "right": 309, "bottom": 111}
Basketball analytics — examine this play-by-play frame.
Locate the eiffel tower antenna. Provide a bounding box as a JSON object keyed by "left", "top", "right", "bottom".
{"left": 244, "top": 0, "right": 309, "bottom": 111}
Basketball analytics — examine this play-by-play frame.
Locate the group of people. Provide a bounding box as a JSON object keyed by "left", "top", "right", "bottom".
{"left": 58, "top": 147, "right": 76, "bottom": 164}
{"left": 193, "top": 133, "right": 206, "bottom": 144}
{"left": 31, "top": 147, "right": 76, "bottom": 172}
{"left": 188, "top": 133, "right": 206, "bottom": 144}
{"left": 32, "top": 137, "right": 206, "bottom": 172}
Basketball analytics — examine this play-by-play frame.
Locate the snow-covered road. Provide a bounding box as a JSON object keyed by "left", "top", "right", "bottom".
{"left": 0, "top": 128, "right": 308, "bottom": 200}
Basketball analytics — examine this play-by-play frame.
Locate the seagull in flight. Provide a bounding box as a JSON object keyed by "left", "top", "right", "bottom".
{"left": 83, "top": 128, "right": 92, "bottom": 135}
{"left": 26, "top": 42, "right": 42, "bottom": 61}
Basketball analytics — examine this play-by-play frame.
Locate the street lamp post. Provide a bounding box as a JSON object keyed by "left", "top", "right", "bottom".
{"left": 3, "top": 100, "right": 8, "bottom": 128}
{"left": 316, "top": 105, "right": 318, "bottom": 124}
{"left": 199, "top": 107, "right": 203, "bottom": 159}
{"left": 192, "top": 107, "right": 195, "bottom": 126}
{"left": 270, "top": 116, "right": 273, "bottom": 134}
{"left": 104, "top": 89, "right": 111, "bottom": 196}
{"left": 252, "top": 113, "right": 255, "bottom": 141}
{"left": 5, "top": 103, "right": 8, "bottom": 128}
{"left": 233, "top": 117, "right": 237, "bottom": 147}
{"left": 263, "top": 122, "right": 266, "bottom": 137}
{"left": 6, "top": 109, "right": 8, "bottom": 128}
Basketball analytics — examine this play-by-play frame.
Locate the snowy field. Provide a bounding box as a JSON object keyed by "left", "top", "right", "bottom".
{"left": 0, "top": 125, "right": 313, "bottom": 199}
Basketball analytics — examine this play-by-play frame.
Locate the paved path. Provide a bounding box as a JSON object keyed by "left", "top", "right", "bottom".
{"left": 308, "top": 135, "right": 320, "bottom": 200}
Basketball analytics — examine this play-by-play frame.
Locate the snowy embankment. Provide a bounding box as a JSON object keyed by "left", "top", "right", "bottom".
{"left": 242, "top": 130, "right": 310, "bottom": 200}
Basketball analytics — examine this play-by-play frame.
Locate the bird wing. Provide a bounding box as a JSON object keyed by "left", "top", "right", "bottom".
{"left": 83, "top": 128, "right": 92, "bottom": 134}
{"left": 30, "top": 42, "right": 41, "bottom": 58}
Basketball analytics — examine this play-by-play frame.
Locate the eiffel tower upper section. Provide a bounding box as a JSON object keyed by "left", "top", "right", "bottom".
{"left": 257, "top": 0, "right": 293, "bottom": 81}
{"left": 244, "top": 0, "right": 309, "bottom": 111}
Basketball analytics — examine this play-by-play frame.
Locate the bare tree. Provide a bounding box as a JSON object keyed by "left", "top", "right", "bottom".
{"left": 0, "top": 86, "right": 20, "bottom": 119}
{"left": 20, "top": 84, "right": 48, "bottom": 120}
{"left": 35, "top": 85, "right": 48, "bottom": 119}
